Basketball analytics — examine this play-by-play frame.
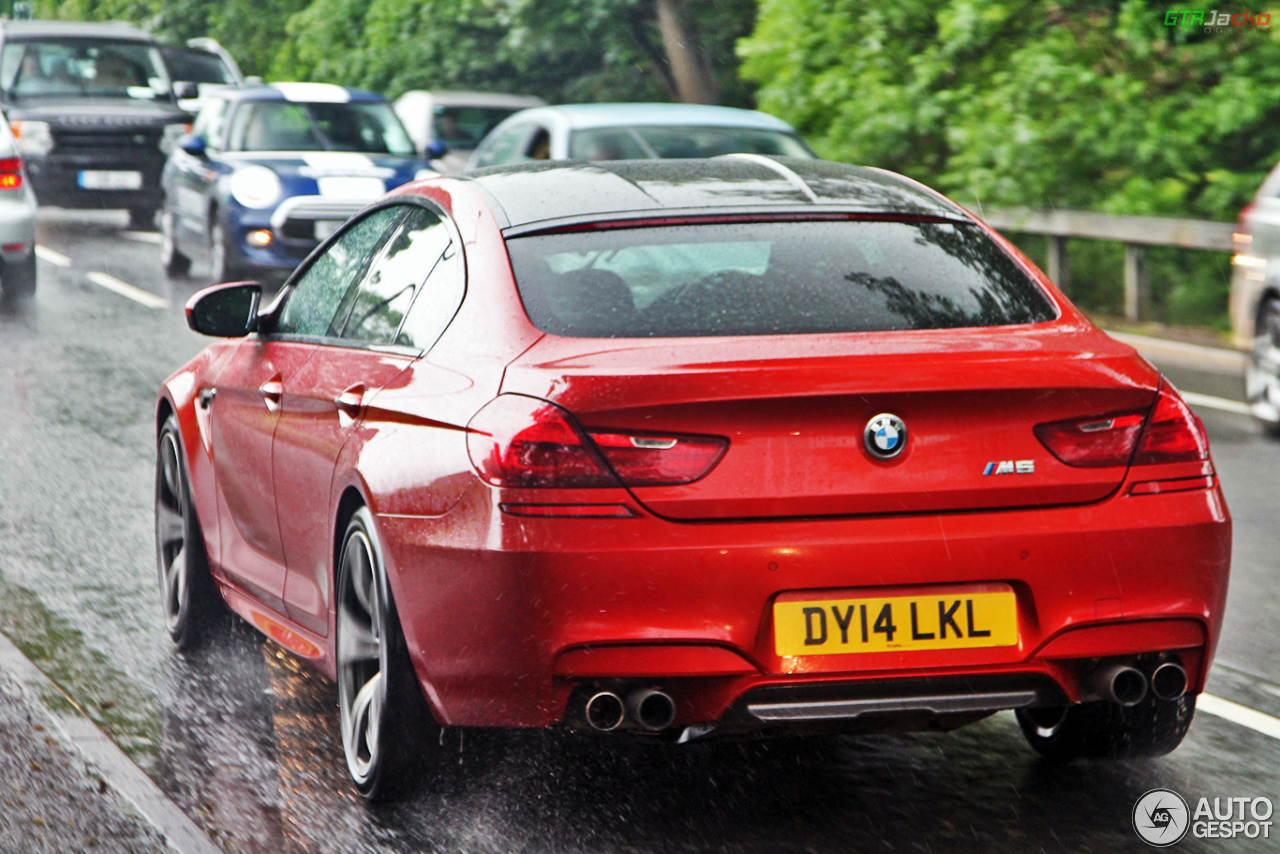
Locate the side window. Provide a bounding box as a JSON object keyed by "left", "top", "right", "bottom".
{"left": 339, "top": 206, "right": 452, "bottom": 345}
{"left": 274, "top": 206, "right": 403, "bottom": 337}
{"left": 226, "top": 102, "right": 251, "bottom": 151}
{"left": 395, "top": 240, "right": 465, "bottom": 351}
{"left": 525, "top": 126, "right": 551, "bottom": 161}
{"left": 471, "top": 123, "right": 534, "bottom": 169}
{"left": 193, "top": 98, "right": 229, "bottom": 149}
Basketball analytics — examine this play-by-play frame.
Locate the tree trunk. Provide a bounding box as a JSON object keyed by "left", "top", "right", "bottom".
{"left": 654, "top": 0, "right": 719, "bottom": 104}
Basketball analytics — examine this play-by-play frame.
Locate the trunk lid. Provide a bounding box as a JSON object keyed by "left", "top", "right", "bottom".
{"left": 500, "top": 326, "right": 1160, "bottom": 520}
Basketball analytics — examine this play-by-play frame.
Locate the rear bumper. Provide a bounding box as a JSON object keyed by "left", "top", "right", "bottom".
{"left": 379, "top": 475, "right": 1230, "bottom": 731}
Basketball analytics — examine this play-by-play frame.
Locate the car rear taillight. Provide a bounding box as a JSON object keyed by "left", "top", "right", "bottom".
{"left": 1034, "top": 411, "right": 1146, "bottom": 468}
{"left": 467, "top": 394, "right": 726, "bottom": 488}
{"left": 1035, "top": 381, "right": 1208, "bottom": 468}
{"left": 1131, "top": 382, "right": 1209, "bottom": 465}
{"left": 585, "top": 429, "right": 727, "bottom": 486}
{"left": 0, "top": 157, "right": 23, "bottom": 191}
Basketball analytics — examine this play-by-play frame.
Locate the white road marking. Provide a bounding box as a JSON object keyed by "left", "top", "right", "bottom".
{"left": 121, "top": 230, "right": 163, "bottom": 245}
{"left": 1181, "top": 391, "right": 1253, "bottom": 416}
{"left": 34, "top": 244, "right": 71, "bottom": 267}
{"left": 1199, "top": 693, "right": 1280, "bottom": 740}
{"left": 86, "top": 271, "right": 168, "bottom": 309}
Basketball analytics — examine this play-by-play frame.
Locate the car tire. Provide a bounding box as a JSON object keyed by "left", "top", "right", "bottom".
{"left": 1246, "top": 296, "right": 1280, "bottom": 437}
{"left": 155, "top": 414, "right": 227, "bottom": 650}
{"left": 160, "top": 209, "right": 192, "bottom": 279}
{"left": 129, "top": 207, "right": 157, "bottom": 230}
{"left": 1015, "top": 692, "right": 1195, "bottom": 761}
{"left": 209, "top": 222, "right": 244, "bottom": 284}
{"left": 336, "top": 506, "right": 440, "bottom": 801}
{"left": 1, "top": 252, "right": 36, "bottom": 302}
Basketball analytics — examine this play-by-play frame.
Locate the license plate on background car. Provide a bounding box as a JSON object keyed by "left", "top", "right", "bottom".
{"left": 77, "top": 170, "right": 142, "bottom": 190}
{"left": 774, "top": 588, "right": 1018, "bottom": 656}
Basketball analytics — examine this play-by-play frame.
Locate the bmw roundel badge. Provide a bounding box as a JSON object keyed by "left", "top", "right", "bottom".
{"left": 864, "top": 413, "right": 908, "bottom": 459}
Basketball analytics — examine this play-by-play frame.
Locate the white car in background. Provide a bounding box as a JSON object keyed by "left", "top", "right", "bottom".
{"left": 465, "top": 103, "right": 815, "bottom": 170}
{"left": 393, "top": 90, "right": 543, "bottom": 173}
{"left": 1231, "top": 162, "right": 1280, "bottom": 434}
{"left": 0, "top": 112, "right": 37, "bottom": 302}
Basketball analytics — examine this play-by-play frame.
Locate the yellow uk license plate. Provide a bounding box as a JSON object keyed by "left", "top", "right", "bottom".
{"left": 774, "top": 589, "right": 1018, "bottom": 656}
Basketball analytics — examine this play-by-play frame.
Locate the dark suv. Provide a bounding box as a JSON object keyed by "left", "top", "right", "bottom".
{"left": 0, "top": 20, "right": 192, "bottom": 227}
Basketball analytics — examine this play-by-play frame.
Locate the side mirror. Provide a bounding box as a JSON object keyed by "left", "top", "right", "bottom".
{"left": 426, "top": 138, "right": 448, "bottom": 159}
{"left": 173, "top": 81, "right": 200, "bottom": 100}
{"left": 179, "top": 133, "right": 207, "bottom": 157}
{"left": 186, "top": 282, "right": 261, "bottom": 337}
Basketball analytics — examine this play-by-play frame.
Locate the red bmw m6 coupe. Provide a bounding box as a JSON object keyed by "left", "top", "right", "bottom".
{"left": 156, "top": 157, "right": 1231, "bottom": 799}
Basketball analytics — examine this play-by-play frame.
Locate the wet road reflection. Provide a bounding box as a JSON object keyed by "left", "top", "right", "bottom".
{"left": 145, "top": 619, "right": 1269, "bottom": 854}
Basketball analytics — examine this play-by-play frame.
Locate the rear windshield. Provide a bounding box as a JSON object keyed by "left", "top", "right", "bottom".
{"left": 506, "top": 220, "right": 1056, "bottom": 338}
{"left": 568, "top": 125, "right": 813, "bottom": 160}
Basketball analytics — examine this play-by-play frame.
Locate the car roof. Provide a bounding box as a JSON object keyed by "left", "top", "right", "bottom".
{"left": 462, "top": 158, "right": 968, "bottom": 233}
{"left": 397, "top": 90, "right": 545, "bottom": 109}
{"left": 217, "top": 82, "right": 387, "bottom": 105}
{"left": 507, "top": 103, "right": 798, "bottom": 132}
{"left": 0, "top": 20, "right": 152, "bottom": 42}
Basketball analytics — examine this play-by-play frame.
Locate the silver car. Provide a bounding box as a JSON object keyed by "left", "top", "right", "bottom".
{"left": 1230, "top": 165, "right": 1280, "bottom": 433}
{"left": 0, "top": 111, "right": 37, "bottom": 301}
{"left": 393, "top": 90, "right": 544, "bottom": 173}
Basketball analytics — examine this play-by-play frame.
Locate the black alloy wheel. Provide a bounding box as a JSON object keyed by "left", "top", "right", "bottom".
{"left": 155, "top": 414, "right": 225, "bottom": 649}
{"left": 336, "top": 506, "right": 439, "bottom": 800}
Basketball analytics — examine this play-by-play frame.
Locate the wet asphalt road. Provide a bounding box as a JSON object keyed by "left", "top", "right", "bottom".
{"left": 1, "top": 210, "right": 1278, "bottom": 854}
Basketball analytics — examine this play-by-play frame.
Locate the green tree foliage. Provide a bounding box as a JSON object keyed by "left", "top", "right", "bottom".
{"left": 740, "top": 0, "right": 1280, "bottom": 222}
{"left": 33, "top": 0, "right": 756, "bottom": 103}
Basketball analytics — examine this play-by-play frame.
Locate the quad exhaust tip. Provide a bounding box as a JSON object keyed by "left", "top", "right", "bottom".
{"left": 1151, "top": 662, "right": 1188, "bottom": 701}
{"left": 585, "top": 691, "right": 625, "bottom": 731}
{"left": 1096, "top": 664, "right": 1148, "bottom": 707}
{"left": 627, "top": 688, "right": 676, "bottom": 732}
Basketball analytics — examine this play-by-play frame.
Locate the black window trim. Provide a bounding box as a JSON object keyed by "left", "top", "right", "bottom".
{"left": 259, "top": 196, "right": 467, "bottom": 356}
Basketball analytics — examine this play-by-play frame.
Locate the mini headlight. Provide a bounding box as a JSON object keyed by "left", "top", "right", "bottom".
{"left": 11, "top": 120, "right": 53, "bottom": 157}
{"left": 229, "top": 165, "right": 282, "bottom": 209}
{"left": 161, "top": 122, "right": 192, "bottom": 155}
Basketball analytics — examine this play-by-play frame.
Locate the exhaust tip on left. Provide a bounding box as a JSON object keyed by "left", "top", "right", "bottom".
{"left": 585, "top": 691, "right": 625, "bottom": 731}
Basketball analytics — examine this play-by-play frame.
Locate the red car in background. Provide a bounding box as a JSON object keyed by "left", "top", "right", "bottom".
{"left": 156, "top": 157, "right": 1231, "bottom": 800}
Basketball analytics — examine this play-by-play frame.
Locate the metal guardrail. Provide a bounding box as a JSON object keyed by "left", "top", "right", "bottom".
{"left": 980, "top": 207, "right": 1236, "bottom": 321}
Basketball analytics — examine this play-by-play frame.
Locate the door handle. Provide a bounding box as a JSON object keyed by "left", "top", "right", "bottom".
{"left": 198, "top": 387, "right": 217, "bottom": 409}
{"left": 334, "top": 385, "right": 364, "bottom": 418}
{"left": 259, "top": 377, "right": 283, "bottom": 411}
